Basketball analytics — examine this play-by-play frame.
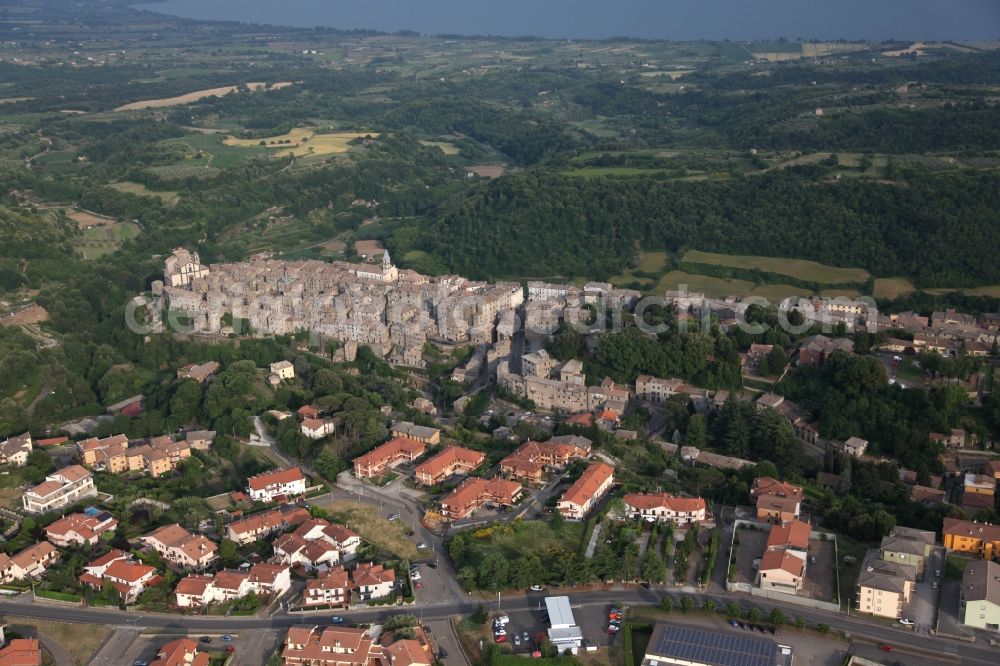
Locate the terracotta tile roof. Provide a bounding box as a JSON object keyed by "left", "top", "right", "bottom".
{"left": 560, "top": 462, "right": 614, "bottom": 508}
{"left": 440, "top": 477, "right": 522, "bottom": 513}
{"left": 175, "top": 574, "right": 214, "bottom": 597}
{"left": 766, "top": 520, "right": 810, "bottom": 550}
{"left": 943, "top": 517, "right": 1000, "bottom": 543}
{"left": 623, "top": 492, "right": 706, "bottom": 513}
{"left": 0, "top": 637, "right": 41, "bottom": 665}
{"left": 297, "top": 405, "right": 322, "bottom": 419}
{"left": 151, "top": 638, "right": 209, "bottom": 666}
{"left": 10, "top": 542, "right": 57, "bottom": 570}
{"left": 760, "top": 549, "right": 804, "bottom": 577}
{"left": 301, "top": 417, "right": 326, "bottom": 431}
{"left": 212, "top": 570, "right": 249, "bottom": 591}
{"left": 306, "top": 567, "right": 350, "bottom": 591}
{"left": 143, "top": 524, "right": 217, "bottom": 562}
{"left": 54, "top": 464, "right": 91, "bottom": 483}
{"left": 414, "top": 446, "right": 485, "bottom": 480}
{"left": 104, "top": 559, "right": 157, "bottom": 583}
{"left": 247, "top": 562, "right": 287, "bottom": 586}
{"left": 322, "top": 523, "right": 359, "bottom": 544}
{"left": 45, "top": 512, "right": 116, "bottom": 542}
{"left": 353, "top": 562, "right": 395, "bottom": 588}
{"left": 283, "top": 626, "right": 374, "bottom": 665}
{"left": 384, "top": 638, "right": 431, "bottom": 666}
{"left": 353, "top": 437, "right": 426, "bottom": 470}
{"left": 248, "top": 467, "right": 305, "bottom": 491}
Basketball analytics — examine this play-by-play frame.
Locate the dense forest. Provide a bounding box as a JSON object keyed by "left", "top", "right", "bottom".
{"left": 393, "top": 169, "right": 1000, "bottom": 286}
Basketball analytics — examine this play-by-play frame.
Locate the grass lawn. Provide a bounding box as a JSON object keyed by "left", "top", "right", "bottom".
{"left": 8, "top": 617, "right": 111, "bottom": 665}
{"left": 945, "top": 554, "right": 973, "bottom": 581}
{"left": 318, "top": 499, "right": 420, "bottom": 561}
{"left": 224, "top": 128, "right": 377, "bottom": 158}
{"left": 874, "top": 277, "right": 916, "bottom": 299}
{"left": 682, "top": 250, "right": 870, "bottom": 284}
{"left": 894, "top": 360, "right": 927, "bottom": 383}
{"left": 963, "top": 284, "right": 1000, "bottom": 297}
{"left": 653, "top": 271, "right": 755, "bottom": 299}
{"left": 747, "top": 284, "right": 813, "bottom": 301}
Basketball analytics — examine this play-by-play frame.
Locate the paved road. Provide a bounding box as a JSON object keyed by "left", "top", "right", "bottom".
{"left": 2, "top": 587, "right": 997, "bottom": 665}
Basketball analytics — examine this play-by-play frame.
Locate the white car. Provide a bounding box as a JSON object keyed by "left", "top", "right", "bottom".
{"left": 529, "top": 585, "right": 544, "bottom": 591}
{"left": 416, "top": 543, "right": 429, "bottom": 550}
{"left": 899, "top": 618, "right": 914, "bottom": 626}
{"left": 410, "top": 572, "right": 421, "bottom": 581}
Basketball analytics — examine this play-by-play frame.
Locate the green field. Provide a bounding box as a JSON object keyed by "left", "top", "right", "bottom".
{"left": 682, "top": 250, "right": 870, "bottom": 284}
{"left": 651, "top": 270, "right": 812, "bottom": 300}
{"left": 419, "top": 140, "right": 460, "bottom": 155}
{"left": 79, "top": 220, "right": 140, "bottom": 260}
{"left": 561, "top": 167, "right": 667, "bottom": 178}
{"left": 873, "top": 277, "right": 917, "bottom": 299}
{"left": 110, "top": 181, "right": 180, "bottom": 206}
{"left": 609, "top": 251, "right": 670, "bottom": 288}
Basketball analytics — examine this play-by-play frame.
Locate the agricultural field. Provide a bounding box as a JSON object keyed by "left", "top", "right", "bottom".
{"left": 113, "top": 81, "right": 286, "bottom": 111}
{"left": 562, "top": 166, "right": 668, "bottom": 178}
{"left": 146, "top": 164, "right": 221, "bottom": 180}
{"left": 355, "top": 239, "right": 385, "bottom": 258}
{"left": 467, "top": 164, "right": 507, "bottom": 179}
{"left": 109, "top": 181, "right": 180, "bottom": 206}
{"left": 66, "top": 209, "right": 117, "bottom": 229}
{"left": 223, "top": 129, "right": 377, "bottom": 158}
{"left": 609, "top": 251, "right": 671, "bottom": 287}
{"left": 79, "top": 220, "right": 141, "bottom": 260}
{"left": 682, "top": 250, "right": 870, "bottom": 284}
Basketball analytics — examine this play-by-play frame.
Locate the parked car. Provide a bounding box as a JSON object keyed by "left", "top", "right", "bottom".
{"left": 388, "top": 513, "right": 400, "bottom": 521}
{"left": 932, "top": 581, "right": 938, "bottom": 589}
{"left": 415, "top": 582, "right": 423, "bottom": 589}
{"left": 224, "top": 646, "right": 236, "bottom": 654}
{"left": 222, "top": 635, "right": 232, "bottom": 642}
{"left": 199, "top": 637, "right": 212, "bottom": 644}
{"left": 530, "top": 585, "right": 544, "bottom": 591}
{"left": 495, "top": 634, "right": 507, "bottom": 643}
{"left": 514, "top": 635, "right": 521, "bottom": 646}
{"left": 729, "top": 620, "right": 739, "bottom": 628}
{"left": 427, "top": 562, "right": 438, "bottom": 569}
{"left": 522, "top": 631, "right": 529, "bottom": 643}
{"left": 496, "top": 615, "right": 510, "bottom": 625}
{"left": 899, "top": 618, "right": 914, "bottom": 626}
{"left": 410, "top": 572, "right": 422, "bottom": 581}
{"left": 880, "top": 645, "right": 894, "bottom": 653}
{"left": 133, "top": 661, "right": 149, "bottom": 666}
{"left": 416, "top": 543, "right": 429, "bottom": 550}
{"left": 935, "top": 569, "right": 941, "bottom": 577}
{"left": 331, "top": 616, "right": 345, "bottom": 624}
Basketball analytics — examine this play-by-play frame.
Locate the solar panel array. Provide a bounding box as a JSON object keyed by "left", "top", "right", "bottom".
{"left": 650, "top": 624, "right": 777, "bottom": 666}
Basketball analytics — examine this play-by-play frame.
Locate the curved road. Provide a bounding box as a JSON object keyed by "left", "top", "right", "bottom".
{"left": 2, "top": 587, "right": 996, "bottom": 665}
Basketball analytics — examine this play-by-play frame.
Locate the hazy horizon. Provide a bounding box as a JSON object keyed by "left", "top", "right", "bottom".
{"left": 138, "top": 0, "right": 1000, "bottom": 41}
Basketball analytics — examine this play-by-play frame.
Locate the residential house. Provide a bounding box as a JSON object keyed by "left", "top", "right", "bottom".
{"left": 911, "top": 485, "right": 946, "bottom": 505}
{"left": 149, "top": 638, "right": 209, "bottom": 666}
{"left": 621, "top": 493, "right": 707, "bottom": 525}
{"left": 757, "top": 520, "right": 810, "bottom": 595}
{"left": 184, "top": 430, "right": 215, "bottom": 451}
{"left": 744, "top": 344, "right": 774, "bottom": 374}
{"left": 880, "top": 527, "right": 936, "bottom": 578}
{"left": 353, "top": 562, "right": 395, "bottom": 601}
{"left": 0, "top": 633, "right": 41, "bottom": 666}
{"left": 942, "top": 518, "right": 1000, "bottom": 559}
{"left": 174, "top": 563, "right": 291, "bottom": 608}
{"left": 557, "top": 463, "right": 614, "bottom": 520}
{"left": 856, "top": 559, "right": 916, "bottom": 619}
{"left": 22, "top": 465, "right": 96, "bottom": 514}
{"left": 751, "top": 477, "right": 803, "bottom": 524}
{"left": 45, "top": 510, "right": 117, "bottom": 548}
{"left": 302, "top": 567, "right": 351, "bottom": 608}
{"left": 389, "top": 422, "right": 441, "bottom": 445}
{"left": 413, "top": 447, "right": 485, "bottom": 486}
{"left": 439, "top": 477, "right": 523, "bottom": 521}
{"left": 281, "top": 626, "right": 378, "bottom": 666}
{"left": 961, "top": 560, "right": 1000, "bottom": 631}
{"left": 499, "top": 438, "right": 591, "bottom": 483}
{"left": 301, "top": 418, "right": 336, "bottom": 440}
{"left": 839, "top": 436, "right": 869, "bottom": 458}
{"left": 273, "top": 519, "right": 361, "bottom": 570}
{"left": 382, "top": 637, "right": 433, "bottom": 666}
{"left": 225, "top": 506, "right": 311, "bottom": 545}
{"left": 141, "top": 524, "right": 218, "bottom": 570}
{"left": 247, "top": 467, "right": 307, "bottom": 502}
{"left": 930, "top": 429, "right": 967, "bottom": 449}
{"left": 78, "top": 434, "right": 191, "bottom": 478}
{"left": 635, "top": 375, "right": 685, "bottom": 404}
{"left": 352, "top": 437, "right": 426, "bottom": 479}
{"left": 79, "top": 549, "right": 160, "bottom": 602}
{"left": 270, "top": 360, "right": 296, "bottom": 380}
{"left": 797, "top": 335, "right": 854, "bottom": 367}
{"left": 0, "top": 543, "right": 59, "bottom": 583}
{"left": 176, "top": 361, "right": 219, "bottom": 383}
{"left": 297, "top": 405, "right": 322, "bottom": 420}
{"left": 0, "top": 432, "right": 32, "bottom": 467}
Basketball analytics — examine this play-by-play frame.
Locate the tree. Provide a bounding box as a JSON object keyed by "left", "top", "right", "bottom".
{"left": 685, "top": 414, "right": 708, "bottom": 449}
{"left": 725, "top": 602, "right": 741, "bottom": 619}
{"left": 794, "top": 617, "right": 806, "bottom": 629}
{"left": 769, "top": 608, "right": 785, "bottom": 626}
{"left": 747, "top": 608, "right": 763, "bottom": 622}
{"left": 817, "top": 623, "right": 830, "bottom": 634}
{"left": 703, "top": 599, "right": 717, "bottom": 613}
{"left": 660, "top": 596, "right": 673, "bottom": 612}
{"left": 471, "top": 603, "right": 489, "bottom": 625}
{"left": 169, "top": 379, "right": 202, "bottom": 424}
{"left": 680, "top": 596, "right": 694, "bottom": 613}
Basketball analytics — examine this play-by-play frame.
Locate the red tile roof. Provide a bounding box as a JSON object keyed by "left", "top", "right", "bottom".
{"left": 248, "top": 467, "right": 304, "bottom": 491}
{"left": 561, "top": 463, "right": 614, "bottom": 507}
